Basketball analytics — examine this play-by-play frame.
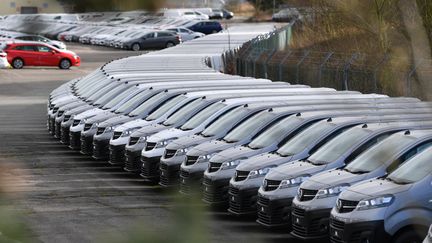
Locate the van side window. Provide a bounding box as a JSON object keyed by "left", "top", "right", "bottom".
{"left": 386, "top": 141, "right": 432, "bottom": 173}
{"left": 344, "top": 132, "right": 393, "bottom": 163}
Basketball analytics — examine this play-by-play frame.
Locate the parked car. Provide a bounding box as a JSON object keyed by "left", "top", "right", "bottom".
{"left": 4, "top": 42, "right": 80, "bottom": 69}
{"left": 15, "top": 34, "right": 67, "bottom": 49}
{"left": 331, "top": 145, "right": 432, "bottom": 243}
{"left": 122, "top": 31, "right": 181, "bottom": 51}
{"left": 165, "top": 27, "right": 204, "bottom": 41}
{"left": 183, "top": 21, "right": 223, "bottom": 35}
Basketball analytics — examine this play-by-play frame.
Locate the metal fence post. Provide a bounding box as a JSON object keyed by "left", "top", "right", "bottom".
{"left": 253, "top": 48, "right": 265, "bottom": 77}
{"left": 406, "top": 59, "right": 424, "bottom": 96}
{"left": 279, "top": 51, "right": 292, "bottom": 81}
{"left": 343, "top": 53, "right": 360, "bottom": 90}
{"left": 373, "top": 54, "right": 389, "bottom": 93}
{"left": 263, "top": 49, "right": 277, "bottom": 79}
{"left": 318, "top": 52, "right": 333, "bottom": 86}
{"left": 296, "top": 50, "right": 310, "bottom": 84}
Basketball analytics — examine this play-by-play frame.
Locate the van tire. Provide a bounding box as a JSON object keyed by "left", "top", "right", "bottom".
{"left": 393, "top": 228, "right": 424, "bottom": 243}
{"left": 59, "top": 59, "right": 71, "bottom": 69}
{"left": 12, "top": 58, "right": 24, "bottom": 69}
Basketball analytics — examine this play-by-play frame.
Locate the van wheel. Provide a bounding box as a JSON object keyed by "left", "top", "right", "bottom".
{"left": 166, "top": 42, "right": 175, "bottom": 48}
{"left": 131, "top": 43, "right": 141, "bottom": 51}
{"left": 393, "top": 229, "right": 423, "bottom": 243}
{"left": 59, "top": 59, "right": 71, "bottom": 69}
{"left": 12, "top": 58, "right": 24, "bottom": 69}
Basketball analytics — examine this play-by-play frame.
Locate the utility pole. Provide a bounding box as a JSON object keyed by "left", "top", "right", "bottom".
{"left": 273, "top": 0, "right": 276, "bottom": 15}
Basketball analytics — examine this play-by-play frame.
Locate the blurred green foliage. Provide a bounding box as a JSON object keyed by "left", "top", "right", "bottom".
{"left": 0, "top": 199, "right": 33, "bottom": 243}
{"left": 99, "top": 194, "right": 209, "bottom": 243}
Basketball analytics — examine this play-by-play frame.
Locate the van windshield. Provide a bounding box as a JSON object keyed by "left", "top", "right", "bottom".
{"left": 344, "top": 134, "right": 416, "bottom": 174}
{"left": 114, "top": 92, "right": 150, "bottom": 114}
{"left": 223, "top": 111, "right": 275, "bottom": 143}
{"left": 248, "top": 116, "right": 301, "bottom": 149}
{"left": 277, "top": 121, "right": 335, "bottom": 156}
{"left": 127, "top": 92, "right": 171, "bottom": 117}
{"left": 102, "top": 86, "right": 136, "bottom": 109}
{"left": 308, "top": 127, "right": 371, "bottom": 165}
{"left": 387, "top": 146, "right": 432, "bottom": 184}
{"left": 179, "top": 102, "right": 227, "bottom": 130}
{"left": 201, "top": 106, "right": 249, "bottom": 137}
{"left": 145, "top": 96, "right": 187, "bottom": 121}
{"left": 162, "top": 99, "right": 207, "bottom": 126}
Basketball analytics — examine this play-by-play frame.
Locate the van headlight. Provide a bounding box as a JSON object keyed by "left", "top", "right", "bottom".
{"left": 105, "top": 126, "right": 115, "bottom": 133}
{"left": 316, "top": 184, "right": 349, "bottom": 199}
{"left": 156, "top": 139, "right": 175, "bottom": 148}
{"left": 356, "top": 195, "right": 393, "bottom": 211}
{"left": 122, "top": 127, "right": 139, "bottom": 137}
{"left": 279, "top": 175, "right": 310, "bottom": 188}
{"left": 248, "top": 166, "right": 275, "bottom": 179}
{"left": 91, "top": 123, "right": 99, "bottom": 129}
{"left": 198, "top": 153, "right": 216, "bottom": 162}
{"left": 138, "top": 136, "right": 147, "bottom": 143}
{"left": 220, "top": 160, "right": 241, "bottom": 170}
{"left": 177, "top": 147, "right": 190, "bottom": 155}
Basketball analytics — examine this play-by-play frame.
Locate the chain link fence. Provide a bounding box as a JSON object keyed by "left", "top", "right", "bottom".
{"left": 226, "top": 24, "right": 432, "bottom": 100}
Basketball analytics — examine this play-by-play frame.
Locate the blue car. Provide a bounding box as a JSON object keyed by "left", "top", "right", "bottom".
{"left": 183, "top": 21, "right": 223, "bottom": 35}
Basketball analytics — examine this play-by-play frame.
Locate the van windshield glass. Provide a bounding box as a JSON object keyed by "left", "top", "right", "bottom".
{"left": 223, "top": 112, "right": 275, "bottom": 143}
{"left": 344, "top": 134, "right": 416, "bottom": 174}
{"left": 201, "top": 107, "right": 248, "bottom": 137}
{"left": 145, "top": 96, "right": 187, "bottom": 121}
{"left": 387, "top": 146, "right": 432, "bottom": 184}
{"left": 277, "top": 122, "right": 335, "bottom": 156}
{"left": 127, "top": 92, "right": 169, "bottom": 117}
{"left": 162, "top": 99, "right": 205, "bottom": 126}
{"left": 179, "top": 102, "right": 226, "bottom": 130}
{"left": 102, "top": 86, "right": 136, "bottom": 109}
{"left": 308, "top": 127, "right": 371, "bottom": 165}
{"left": 248, "top": 116, "right": 300, "bottom": 149}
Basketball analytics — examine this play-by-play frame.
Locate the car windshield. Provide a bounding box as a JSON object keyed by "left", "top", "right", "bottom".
{"left": 201, "top": 106, "right": 249, "bottom": 137}
{"left": 223, "top": 111, "right": 276, "bottom": 143}
{"left": 161, "top": 99, "right": 206, "bottom": 126}
{"left": 308, "top": 127, "right": 371, "bottom": 165}
{"left": 345, "top": 134, "right": 416, "bottom": 174}
{"left": 145, "top": 96, "right": 187, "bottom": 121}
{"left": 277, "top": 121, "right": 336, "bottom": 156}
{"left": 101, "top": 86, "right": 136, "bottom": 109}
{"left": 248, "top": 115, "right": 302, "bottom": 149}
{"left": 179, "top": 102, "right": 226, "bottom": 130}
{"left": 387, "top": 146, "right": 432, "bottom": 184}
{"left": 127, "top": 92, "right": 170, "bottom": 117}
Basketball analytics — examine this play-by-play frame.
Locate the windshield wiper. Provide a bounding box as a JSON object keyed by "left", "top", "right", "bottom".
{"left": 344, "top": 168, "right": 368, "bottom": 174}
{"left": 386, "top": 177, "right": 412, "bottom": 185}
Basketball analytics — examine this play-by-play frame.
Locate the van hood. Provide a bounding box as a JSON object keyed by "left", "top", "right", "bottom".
{"left": 167, "top": 134, "right": 210, "bottom": 150}
{"left": 238, "top": 153, "right": 294, "bottom": 173}
{"left": 340, "top": 179, "right": 411, "bottom": 201}
{"left": 301, "top": 169, "right": 368, "bottom": 190}
{"left": 85, "top": 112, "right": 116, "bottom": 124}
{"left": 115, "top": 119, "right": 149, "bottom": 132}
{"left": 130, "top": 124, "right": 169, "bottom": 138}
{"left": 147, "top": 128, "right": 185, "bottom": 143}
{"left": 265, "top": 160, "right": 325, "bottom": 181}
{"left": 75, "top": 108, "right": 104, "bottom": 120}
{"left": 211, "top": 145, "right": 256, "bottom": 164}
{"left": 188, "top": 139, "right": 235, "bottom": 157}
{"left": 99, "top": 115, "right": 133, "bottom": 127}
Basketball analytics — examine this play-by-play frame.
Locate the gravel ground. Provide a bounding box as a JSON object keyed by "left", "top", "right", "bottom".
{"left": 0, "top": 43, "right": 300, "bottom": 243}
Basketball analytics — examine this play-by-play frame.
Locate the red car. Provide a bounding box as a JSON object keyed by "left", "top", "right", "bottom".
{"left": 4, "top": 42, "right": 80, "bottom": 69}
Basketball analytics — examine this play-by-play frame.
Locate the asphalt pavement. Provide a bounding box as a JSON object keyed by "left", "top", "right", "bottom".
{"left": 0, "top": 43, "right": 299, "bottom": 243}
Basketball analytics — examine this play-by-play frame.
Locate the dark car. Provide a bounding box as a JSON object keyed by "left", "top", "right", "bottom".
{"left": 123, "top": 31, "right": 181, "bottom": 51}
{"left": 184, "top": 21, "right": 223, "bottom": 35}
